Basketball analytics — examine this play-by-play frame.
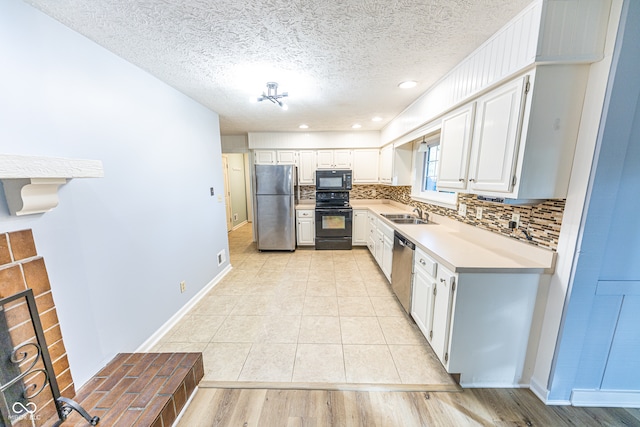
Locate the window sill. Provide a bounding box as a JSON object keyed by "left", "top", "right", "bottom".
{"left": 410, "top": 193, "right": 458, "bottom": 210}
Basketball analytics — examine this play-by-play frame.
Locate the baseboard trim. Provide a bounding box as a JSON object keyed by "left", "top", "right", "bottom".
{"left": 231, "top": 220, "right": 248, "bottom": 231}
{"left": 135, "top": 265, "right": 232, "bottom": 352}
{"left": 529, "top": 377, "right": 550, "bottom": 403}
{"left": 571, "top": 389, "right": 640, "bottom": 408}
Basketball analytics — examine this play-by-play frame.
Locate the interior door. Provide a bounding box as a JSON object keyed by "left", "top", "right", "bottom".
{"left": 222, "top": 155, "right": 233, "bottom": 231}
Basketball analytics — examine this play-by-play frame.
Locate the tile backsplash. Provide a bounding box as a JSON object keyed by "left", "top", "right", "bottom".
{"left": 302, "top": 184, "right": 564, "bottom": 251}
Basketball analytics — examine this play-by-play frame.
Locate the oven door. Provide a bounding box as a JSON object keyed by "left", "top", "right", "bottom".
{"left": 315, "top": 208, "right": 353, "bottom": 238}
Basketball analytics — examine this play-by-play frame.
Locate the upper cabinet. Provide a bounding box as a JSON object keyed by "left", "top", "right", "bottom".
{"left": 298, "top": 151, "right": 316, "bottom": 185}
{"left": 437, "top": 65, "right": 589, "bottom": 199}
{"left": 437, "top": 104, "right": 476, "bottom": 191}
{"left": 276, "top": 150, "right": 298, "bottom": 165}
{"left": 469, "top": 76, "right": 526, "bottom": 194}
{"left": 317, "top": 150, "right": 353, "bottom": 169}
{"left": 352, "top": 149, "right": 379, "bottom": 183}
{"left": 254, "top": 150, "right": 297, "bottom": 165}
{"left": 254, "top": 150, "right": 277, "bottom": 165}
{"left": 379, "top": 144, "right": 412, "bottom": 186}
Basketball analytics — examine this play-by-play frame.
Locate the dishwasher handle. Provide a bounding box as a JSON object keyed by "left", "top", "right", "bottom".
{"left": 394, "top": 231, "right": 415, "bottom": 250}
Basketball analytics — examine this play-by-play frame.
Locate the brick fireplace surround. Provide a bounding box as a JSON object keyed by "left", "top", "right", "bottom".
{"left": 0, "top": 230, "right": 203, "bottom": 426}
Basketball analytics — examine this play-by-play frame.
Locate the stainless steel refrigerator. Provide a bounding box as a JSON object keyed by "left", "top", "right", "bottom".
{"left": 254, "top": 164, "right": 296, "bottom": 250}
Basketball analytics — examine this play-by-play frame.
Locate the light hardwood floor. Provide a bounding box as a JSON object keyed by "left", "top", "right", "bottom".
{"left": 177, "top": 387, "right": 640, "bottom": 427}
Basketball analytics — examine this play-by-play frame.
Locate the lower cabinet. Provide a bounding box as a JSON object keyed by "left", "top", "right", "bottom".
{"left": 296, "top": 209, "right": 315, "bottom": 246}
{"left": 365, "top": 211, "right": 393, "bottom": 283}
{"left": 411, "top": 246, "right": 543, "bottom": 387}
{"left": 378, "top": 221, "right": 394, "bottom": 282}
{"left": 352, "top": 209, "right": 368, "bottom": 246}
{"left": 411, "top": 248, "right": 437, "bottom": 342}
{"left": 366, "top": 212, "right": 377, "bottom": 254}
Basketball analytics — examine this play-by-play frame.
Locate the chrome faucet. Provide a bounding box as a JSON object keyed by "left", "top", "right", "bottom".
{"left": 413, "top": 207, "right": 429, "bottom": 222}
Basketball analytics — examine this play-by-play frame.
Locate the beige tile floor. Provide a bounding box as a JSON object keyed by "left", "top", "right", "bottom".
{"left": 153, "top": 223, "right": 456, "bottom": 387}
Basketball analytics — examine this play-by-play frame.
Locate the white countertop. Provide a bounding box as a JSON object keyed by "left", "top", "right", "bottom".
{"left": 300, "top": 199, "right": 555, "bottom": 274}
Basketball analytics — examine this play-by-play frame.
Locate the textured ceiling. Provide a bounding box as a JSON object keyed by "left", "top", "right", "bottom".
{"left": 24, "top": 0, "right": 532, "bottom": 135}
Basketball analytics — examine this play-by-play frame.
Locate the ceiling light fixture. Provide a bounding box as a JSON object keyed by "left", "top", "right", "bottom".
{"left": 352, "top": 124, "right": 362, "bottom": 129}
{"left": 418, "top": 135, "right": 429, "bottom": 152}
{"left": 299, "top": 124, "right": 309, "bottom": 129}
{"left": 372, "top": 116, "right": 382, "bottom": 122}
{"left": 398, "top": 80, "right": 417, "bottom": 89}
{"left": 255, "top": 82, "right": 288, "bottom": 109}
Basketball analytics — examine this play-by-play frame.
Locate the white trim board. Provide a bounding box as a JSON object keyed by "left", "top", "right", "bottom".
{"left": 135, "top": 265, "right": 232, "bottom": 352}
{"left": 571, "top": 390, "right": 640, "bottom": 408}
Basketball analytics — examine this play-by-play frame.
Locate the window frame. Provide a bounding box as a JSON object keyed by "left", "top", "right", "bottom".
{"left": 410, "top": 133, "right": 458, "bottom": 210}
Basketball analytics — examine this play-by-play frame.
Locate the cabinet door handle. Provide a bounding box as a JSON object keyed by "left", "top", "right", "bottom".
{"left": 440, "top": 278, "right": 446, "bottom": 283}
{"left": 458, "top": 178, "right": 465, "bottom": 182}
{"left": 469, "top": 178, "right": 475, "bottom": 182}
{"left": 419, "top": 259, "right": 426, "bottom": 266}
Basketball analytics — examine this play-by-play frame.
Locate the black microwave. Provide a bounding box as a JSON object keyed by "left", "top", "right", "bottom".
{"left": 316, "top": 169, "right": 352, "bottom": 191}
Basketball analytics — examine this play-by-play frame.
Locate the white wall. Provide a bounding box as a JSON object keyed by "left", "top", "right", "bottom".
{"left": 0, "top": 1, "right": 229, "bottom": 387}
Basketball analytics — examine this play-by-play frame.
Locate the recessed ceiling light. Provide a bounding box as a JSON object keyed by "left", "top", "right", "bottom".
{"left": 299, "top": 124, "right": 309, "bottom": 129}
{"left": 398, "top": 80, "right": 417, "bottom": 89}
{"left": 372, "top": 116, "right": 382, "bottom": 122}
{"left": 352, "top": 124, "right": 362, "bottom": 129}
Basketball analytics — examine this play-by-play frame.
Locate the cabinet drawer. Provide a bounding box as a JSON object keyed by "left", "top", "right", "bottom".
{"left": 297, "top": 210, "right": 314, "bottom": 218}
{"left": 415, "top": 247, "right": 437, "bottom": 277}
{"left": 377, "top": 220, "right": 394, "bottom": 240}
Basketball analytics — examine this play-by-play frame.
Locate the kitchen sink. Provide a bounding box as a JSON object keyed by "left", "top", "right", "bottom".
{"left": 381, "top": 213, "right": 418, "bottom": 220}
{"left": 381, "top": 213, "right": 431, "bottom": 225}
{"left": 390, "top": 218, "right": 429, "bottom": 225}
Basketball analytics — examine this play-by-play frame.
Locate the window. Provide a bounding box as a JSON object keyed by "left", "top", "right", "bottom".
{"left": 411, "top": 133, "right": 457, "bottom": 209}
{"left": 423, "top": 143, "right": 440, "bottom": 192}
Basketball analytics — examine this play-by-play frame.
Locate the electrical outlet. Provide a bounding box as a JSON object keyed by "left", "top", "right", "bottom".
{"left": 180, "top": 281, "right": 186, "bottom": 293}
{"left": 511, "top": 213, "right": 520, "bottom": 228}
{"left": 233, "top": 213, "right": 238, "bottom": 221}
{"left": 458, "top": 203, "right": 467, "bottom": 216}
{"left": 475, "top": 207, "right": 483, "bottom": 220}
{"left": 210, "top": 187, "right": 215, "bottom": 196}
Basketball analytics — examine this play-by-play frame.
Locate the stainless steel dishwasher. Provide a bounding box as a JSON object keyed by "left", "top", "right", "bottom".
{"left": 391, "top": 231, "right": 415, "bottom": 314}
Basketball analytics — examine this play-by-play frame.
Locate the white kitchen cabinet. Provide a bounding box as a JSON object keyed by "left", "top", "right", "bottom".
{"left": 378, "top": 145, "right": 393, "bottom": 184}
{"left": 437, "top": 65, "right": 589, "bottom": 199}
{"left": 374, "top": 228, "right": 384, "bottom": 267}
{"left": 366, "top": 212, "right": 377, "bottom": 255}
{"left": 254, "top": 150, "right": 276, "bottom": 165}
{"left": 431, "top": 264, "right": 456, "bottom": 367}
{"left": 382, "top": 232, "right": 393, "bottom": 282}
{"left": 276, "top": 150, "right": 297, "bottom": 165}
{"left": 316, "top": 150, "right": 353, "bottom": 169}
{"left": 353, "top": 149, "right": 379, "bottom": 183}
{"left": 298, "top": 150, "right": 316, "bottom": 185}
{"left": 296, "top": 209, "right": 315, "bottom": 246}
{"left": 377, "top": 220, "right": 394, "bottom": 282}
{"left": 408, "top": 249, "right": 543, "bottom": 386}
{"left": 412, "top": 247, "right": 437, "bottom": 338}
{"left": 438, "top": 77, "right": 525, "bottom": 194}
{"left": 378, "top": 144, "right": 413, "bottom": 185}
{"left": 352, "top": 209, "right": 368, "bottom": 246}
{"left": 437, "top": 104, "right": 475, "bottom": 190}
{"left": 468, "top": 76, "right": 527, "bottom": 193}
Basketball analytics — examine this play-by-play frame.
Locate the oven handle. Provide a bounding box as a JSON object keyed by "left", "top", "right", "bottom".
{"left": 315, "top": 209, "right": 353, "bottom": 214}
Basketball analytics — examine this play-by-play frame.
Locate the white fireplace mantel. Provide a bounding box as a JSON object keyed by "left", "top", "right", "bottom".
{"left": 0, "top": 154, "right": 104, "bottom": 216}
